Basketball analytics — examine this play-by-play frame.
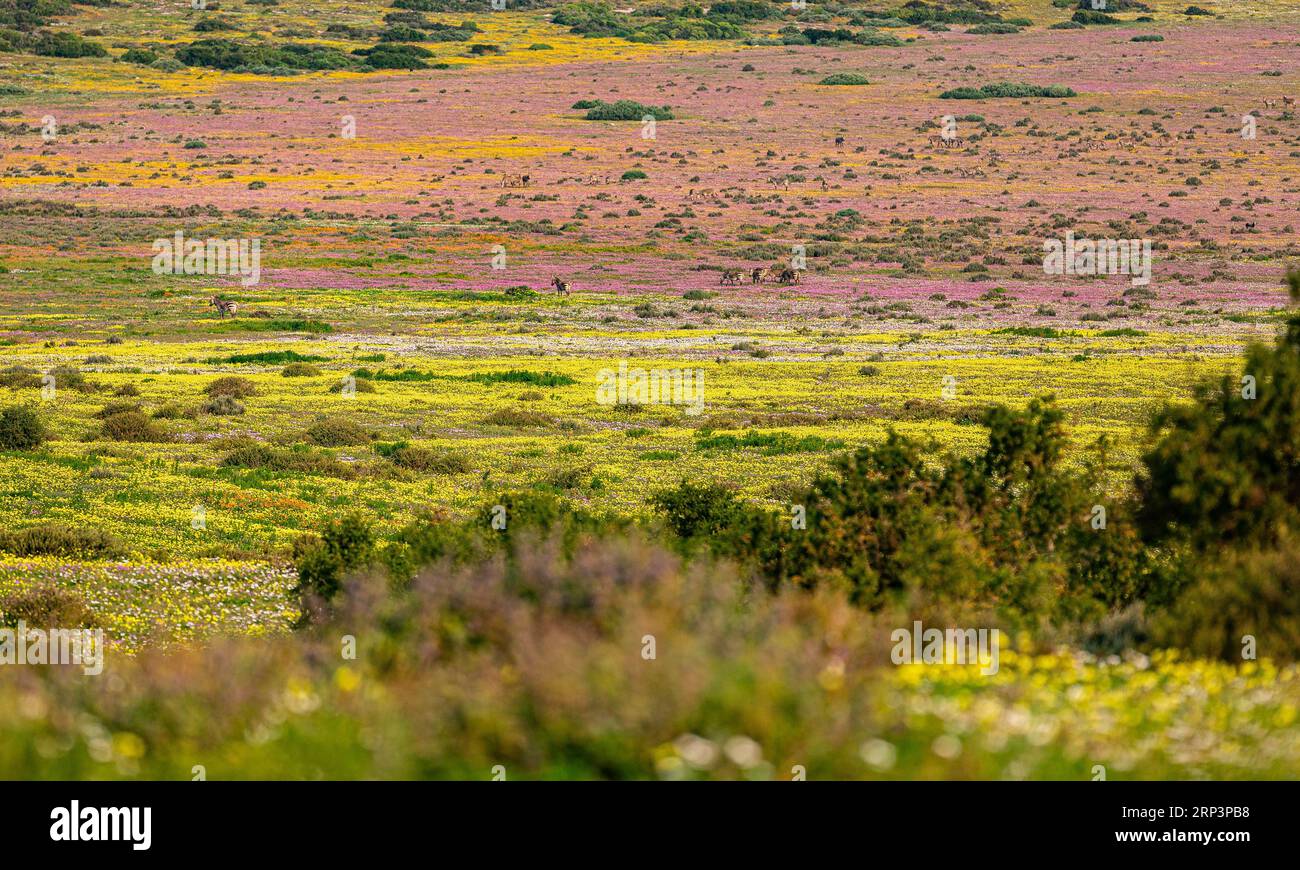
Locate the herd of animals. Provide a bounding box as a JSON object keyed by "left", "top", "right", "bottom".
{"left": 202, "top": 98, "right": 1300, "bottom": 317}
{"left": 203, "top": 267, "right": 797, "bottom": 315}
{"left": 720, "top": 266, "right": 801, "bottom": 286}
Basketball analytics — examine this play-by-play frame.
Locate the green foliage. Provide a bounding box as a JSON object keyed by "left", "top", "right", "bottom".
{"left": 352, "top": 42, "right": 433, "bottom": 69}
{"left": 0, "top": 405, "right": 45, "bottom": 450}
{"left": 1136, "top": 270, "right": 1300, "bottom": 551}
{"left": 818, "top": 72, "right": 871, "bottom": 85}
{"left": 940, "top": 83, "right": 1077, "bottom": 100}
{"left": 581, "top": 99, "right": 673, "bottom": 121}
{"left": 175, "top": 39, "right": 357, "bottom": 72}
{"left": 304, "top": 417, "right": 370, "bottom": 447}
{"left": 382, "top": 443, "right": 472, "bottom": 474}
{"left": 694, "top": 429, "right": 845, "bottom": 455}
{"left": 1153, "top": 545, "right": 1300, "bottom": 663}
{"left": 465, "top": 369, "right": 577, "bottom": 387}
{"left": 0, "top": 522, "right": 124, "bottom": 559}
{"left": 30, "top": 31, "right": 107, "bottom": 58}
{"left": 650, "top": 480, "right": 743, "bottom": 541}
{"left": 210, "top": 350, "right": 327, "bottom": 365}
{"left": 200, "top": 395, "right": 245, "bottom": 416}
{"left": 204, "top": 376, "right": 256, "bottom": 398}
{"left": 99, "top": 410, "right": 169, "bottom": 442}
{"left": 221, "top": 444, "right": 356, "bottom": 478}
{"left": 725, "top": 398, "right": 1137, "bottom": 621}
{"left": 293, "top": 513, "right": 375, "bottom": 621}
{"left": 118, "top": 48, "right": 157, "bottom": 65}
{"left": 1072, "top": 10, "right": 1120, "bottom": 24}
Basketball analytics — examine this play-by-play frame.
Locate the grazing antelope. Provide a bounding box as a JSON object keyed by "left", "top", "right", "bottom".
{"left": 551, "top": 276, "right": 571, "bottom": 295}
{"left": 500, "top": 173, "right": 531, "bottom": 188}
{"left": 1284, "top": 96, "right": 1296, "bottom": 110}
{"left": 1246, "top": 222, "right": 1257, "bottom": 230}
{"left": 777, "top": 268, "right": 801, "bottom": 285}
{"left": 720, "top": 269, "right": 743, "bottom": 286}
{"left": 208, "top": 296, "right": 238, "bottom": 318}
{"left": 1264, "top": 98, "right": 1277, "bottom": 109}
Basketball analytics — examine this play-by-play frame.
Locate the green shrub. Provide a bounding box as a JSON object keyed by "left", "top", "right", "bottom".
{"left": 212, "top": 350, "right": 327, "bottom": 365}
{"left": 0, "top": 523, "right": 124, "bottom": 559}
{"left": 650, "top": 481, "right": 743, "bottom": 542}
{"left": 940, "top": 83, "right": 1076, "bottom": 99}
{"left": 221, "top": 445, "right": 356, "bottom": 478}
{"left": 465, "top": 370, "right": 576, "bottom": 387}
{"left": 49, "top": 366, "right": 93, "bottom": 393}
{"left": 582, "top": 100, "right": 673, "bottom": 121}
{"left": 0, "top": 405, "right": 46, "bottom": 450}
{"left": 818, "top": 72, "right": 870, "bottom": 85}
{"left": 100, "top": 410, "right": 169, "bottom": 442}
{"left": 483, "top": 408, "right": 554, "bottom": 428}
{"left": 1153, "top": 545, "right": 1300, "bottom": 663}
{"left": 293, "top": 513, "right": 376, "bottom": 622}
{"left": 32, "top": 32, "right": 107, "bottom": 58}
{"left": 305, "top": 418, "right": 370, "bottom": 447}
{"left": 1072, "top": 10, "right": 1119, "bottom": 24}
{"left": 92, "top": 400, "right": 141, "bottom": 419}
{"left": 384, "top": 443, "right": 472, "bottom": 474}
{"left": 204, "top": 376, "right": 257, "bottom": 398}
{"left": 0, "top": 366, "right": 42, "bottom": 390}
{"left": 119, "top": 48, "right": 157, "bottom": 65}
{"left": 1137, "top": 270, "right": 1300, "bottom": 552}
{"left": 281, "top": 362, "right": 322, "bottom": 377}
{"left": 201, "top": 395, "right": 245, "bottom": 416}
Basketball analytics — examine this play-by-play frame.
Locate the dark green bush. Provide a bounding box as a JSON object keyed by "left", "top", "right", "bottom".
{"left": 0, "top": 405, "right": 45, "bottom": 450}
{"left": 581, "top": 99, "right": 673, "bottom": 121}
{"left": 99, "top": 410, "right": 169, "bottom": 442}
{"left": 305, "top": 417, "right": 370, "bottom": 447}
{"left": 1152, "top": 545, "right": 1300, "bottom": 663}
{"left": 293, "top": 513, "right": 376, "bottom": 622}
{"left": 819, "top": 72, "right": 870, "bottom": 85}
{"left": 940, "top": 83, "right": 1076, "bottom": 99}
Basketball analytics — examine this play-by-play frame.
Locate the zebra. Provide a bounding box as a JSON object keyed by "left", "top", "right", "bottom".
{"left": 208, "top": 296, "right": 238, "bottom": 318}
{"left": 751, "top": 267, "right": 767, "bottom": 284}
{"left": 777, "top": 268, "right": 801, "bottom": 285}
{"left": 551, "top": 276, "right": 571, "bottom": 295}
{"left": 501, "top": 173, "right": 531, "bottom": 188}
{"left": 720, "top": 269, "right": 743, "bottom": 286}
